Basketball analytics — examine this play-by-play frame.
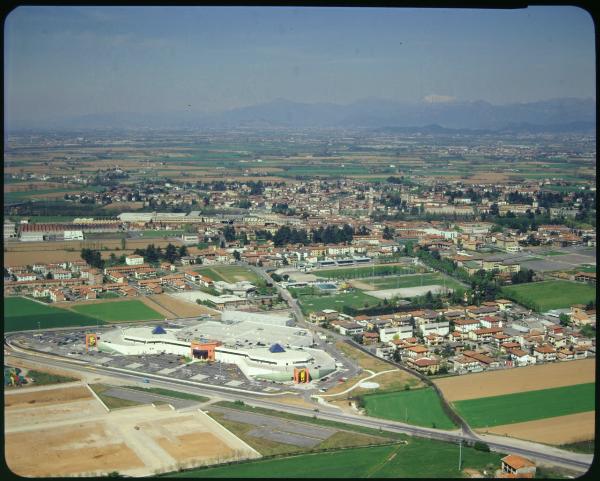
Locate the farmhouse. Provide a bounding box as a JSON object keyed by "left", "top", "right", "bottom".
{"left": 499, "top": 455, "right": 536, "bottom": 478}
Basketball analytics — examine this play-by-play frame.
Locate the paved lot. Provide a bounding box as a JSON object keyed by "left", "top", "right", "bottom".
{"left": 209, "top": 405, "right": 336, "bottom": 448}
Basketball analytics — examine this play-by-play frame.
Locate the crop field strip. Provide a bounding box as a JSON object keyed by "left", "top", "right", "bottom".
{"left": 165, "top": 437, "right": 503, "bottom": 478}
{"left": 70, "top": 299, "right": 163, "bottom": 322}
{"left": 361, "top": 387, "right": 457, "bottom": 430}
{"left": 4, "top": 297, "right": 104, "bottom": 332}
{"left": 453, "top": 382, "right": 595, "bottom": 428}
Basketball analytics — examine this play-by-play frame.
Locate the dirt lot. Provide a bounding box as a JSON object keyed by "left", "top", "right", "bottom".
{"left": 157, "top": 432, "right": 235, "bottom": 463}
{"left": 4, "top": 385, "right": 92, "bottom": 408}
{"left": 6, "top": 425, "right": 144, "bottom": 477}
{"left": 435, "top": 359, "right": 595, "bottom": 402}
{"left": 479, "top": 411, "right": 595, "bottom": 445}
{"left": 4, "top": 382, "right": 259, "bottom": 477}
{"left": 150, "top": 293, "right": 217, "bottom": 317}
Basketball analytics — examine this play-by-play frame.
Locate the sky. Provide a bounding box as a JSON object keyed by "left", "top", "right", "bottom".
{"left": 4, "top": 6, "right": 596, "bottom": 124}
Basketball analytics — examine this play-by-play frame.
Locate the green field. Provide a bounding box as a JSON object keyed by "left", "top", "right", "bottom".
{"left": 361, "top": 273, "right": 465, "bottom": 291}
{"left": 167, "top": 438, "right": 502, "bottom": 478}
{"left": 298, "top": 290, "right": 381, "bottom": 314}
{"left": 501, "top": 280, "right": 596, "bottom": 311}
{"left": 195, "top": 265, "right": 262, "bottom": 284}
{"left": 4, "top": 297, "right": 105, "bottom": 332}
{"left": 26, "top": 369, "right": 78, "bottom": 386}
{"left": 70, "top": 300, "right": 163, "bottom": 322}
{"left": 362, "top": 388, "right": 456, "bottom": 430}
{"left": 315, "top": 264, "right": 415, "bottom": 280}
{"left": 454, "top": 383, "right": 595, "bottom": 428}
{"left": 125, "top": 386, "right": 209, "bottom": 403}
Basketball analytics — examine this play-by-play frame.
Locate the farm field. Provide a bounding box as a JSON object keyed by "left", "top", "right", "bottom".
{"left": 362, "top": 387, "right": 457, "bottom": 430}
{"left": 434, "top": 358, "right": 595, "bottom": 402}
{"left": 298, "top": 290, "right": 381, "bottom": 314}
{"left": 167, "top": 437, "right": 503, "bottom": 478}
{"left": 149, "top": 294, "right": 216, "bottom": 317}
{"left": 352, "top": 272, "right": 464, "bottom": 291}
{"left": 454, "top": 383, "right": 595, "bottom": 428}
{"left": 315, "top": 264, "right": 415, "bottom": 280}
{"left": 195, "top": 265, "right": 262, "bottom": 284}
{"left": 482, "top": 411, "right": 595, "bottom": 445}
{"left": 4, "top": 297, "right": 105, "bottom": 332}
{"left": 70, "top": 299, "right": 163, "bottom": 322}
{"left": 501, "top": 280, "right": 595, "bottom": 311}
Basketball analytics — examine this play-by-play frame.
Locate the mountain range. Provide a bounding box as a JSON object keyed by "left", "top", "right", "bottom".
{"left": 13, "top": 97, "right": 596, "bottom": 132}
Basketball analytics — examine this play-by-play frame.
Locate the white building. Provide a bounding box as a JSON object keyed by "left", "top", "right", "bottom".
{"left": 20, "top": 231, "right": 44, "bottom": 242}
{"left": 125, "top": 254, "right": 145, "bottom": 266}
{"left": 4, "top": 222, "right": 17, "bottom": 240}
{"left": 64, "top": 230, "right": 84, "bottom": 241}
{"left": 98, "top": 320, "right": 335, "bottom": 382}
{"left": 379, "top": 325, "right": 413, "bottom": 342}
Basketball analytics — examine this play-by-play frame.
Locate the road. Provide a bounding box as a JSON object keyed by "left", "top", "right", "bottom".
{"left": 5, "top": 340, "right": 592, "bottom": 473}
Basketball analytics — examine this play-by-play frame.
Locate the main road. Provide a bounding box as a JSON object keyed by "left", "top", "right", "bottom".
{"left": 5, "top": 339, "right": 592, "bottom": 474}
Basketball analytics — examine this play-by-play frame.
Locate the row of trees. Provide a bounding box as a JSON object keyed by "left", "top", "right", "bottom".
{"left": 132, "top": 243, "right": 189, "bottom": 264}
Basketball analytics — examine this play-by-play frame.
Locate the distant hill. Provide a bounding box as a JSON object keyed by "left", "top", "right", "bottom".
{"left": 14, "top": 97, "right": 596, "bottom": 133}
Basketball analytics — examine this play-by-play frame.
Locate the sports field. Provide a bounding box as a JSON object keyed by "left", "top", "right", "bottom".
{"left": 501, "top": 280, "right": 595, "bottom": 311}
{"left": 355, "top": 273, "right": 464, "bottom": 291}
{"left": 298, "top": 290, "right": 381, "bottom": 314}
{"left": 454, "top": 383, "right": 595, "bottom": 428}
{"left": 195, "top": 265, "right": 262, "bottom": 284}
{"left": 70, "top": 300, "right": 163, "bottom": 322}
{"left": 167, "top": 437, "right": 502, "bottom": 478}
{"left": 315, "top": 264, "right": 415, "bottom": 280}
{"left": 361, "top": 387, "right": 456, "bottom": 430}
{"left": 4, "top": 297, "right": 105, "bottom": 332}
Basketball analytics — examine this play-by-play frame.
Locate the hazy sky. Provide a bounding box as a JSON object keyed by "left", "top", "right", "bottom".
{"left": 4, "top": 6, "right": 595, "bottom": 123}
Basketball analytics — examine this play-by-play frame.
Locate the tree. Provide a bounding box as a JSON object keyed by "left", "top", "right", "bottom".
{"left": 164, "top": 244, "right": 178, "bottom": 263}
{"left": 233, "top": 250, "right": 241, "bottom": 261}
{"left": 177, "top": 245, "right": 188, "bottom": 258}
{"left": 383, "top": 225, "right": 395, "bottom": 240}
{"left": 559, "top": 313, "right": 571, "bottom": 327}
{"left": 120, "top": 237, "right": 126, "bottom": 250}
{"left": 223, "top": 226, "right": 236, "bottom": 242}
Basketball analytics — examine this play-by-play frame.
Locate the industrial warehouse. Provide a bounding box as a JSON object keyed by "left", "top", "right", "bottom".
{"left": 97, "top": 311, "right": 336, "bottom": 382}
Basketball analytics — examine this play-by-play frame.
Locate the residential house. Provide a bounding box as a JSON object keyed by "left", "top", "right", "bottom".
{"left": 533, "top": 344, "right": 557, "bottom": 362}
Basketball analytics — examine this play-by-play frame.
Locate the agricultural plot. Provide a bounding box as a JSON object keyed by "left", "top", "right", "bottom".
{"left": 501, "top": 280, "right": 595, "bottom": 311}
{"left": 453, "top": 383, "right": 595, "bottom": 428}
{"left": 70, "top": 299, "right": 163, "bottom": 322}
{"left": 167, "top": 437, "right": 503, "bottom": 478}
{"left": 361, "top": 387, "right": 456, "bottom": 430}
{"left": 298, "top": 290, "right": 381, "bottom": 314}
{"left": 434, "top": 358, "right": 595, "bottom": 402}
{"left": 195, "top": 265, "right": 262, "bottom": 284}
{"left": 4, "top": 297, "right": 104, "bottom": 332}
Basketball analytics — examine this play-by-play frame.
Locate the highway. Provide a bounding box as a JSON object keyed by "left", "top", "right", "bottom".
{"left": 5, "top": 339, "right": 592, "bottom": 473}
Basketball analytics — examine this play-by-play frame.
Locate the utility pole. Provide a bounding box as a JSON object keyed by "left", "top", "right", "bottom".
{"left": 458, "top": 440, "right": 462, "bottom": 471}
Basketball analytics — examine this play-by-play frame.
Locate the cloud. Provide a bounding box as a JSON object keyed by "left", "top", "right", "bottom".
{"left": 423, "top": 94, "right": 456, "bottom": 104}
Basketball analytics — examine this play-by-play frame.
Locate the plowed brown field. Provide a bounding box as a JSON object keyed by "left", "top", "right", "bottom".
{"left": 435, "top": 358, "right": 595, "bottom": 402}
{"left": 479, "top": 411, "right": 595, "bottom": 445}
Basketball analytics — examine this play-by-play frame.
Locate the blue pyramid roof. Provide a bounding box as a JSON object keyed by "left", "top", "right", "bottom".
{"left": 269, "top": 343, "right": 285, "bottom": 353}
{"left": 152, "top": 326, "right": 167, "bottom": 334}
